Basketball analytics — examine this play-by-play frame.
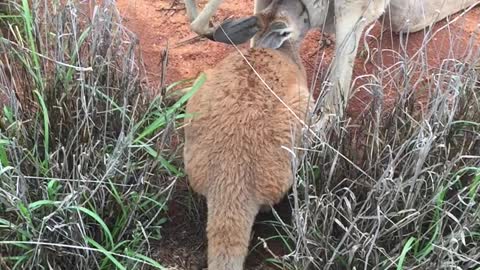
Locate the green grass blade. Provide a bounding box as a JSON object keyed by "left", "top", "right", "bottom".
{"left": 0, "top": 217, "right": 14, "bottom": 229}
{"left": 65, "top": 26, "right": 91, "bottom": 84}
{"left": 468, "top": 169, "right": 480, "bottom": 200}
{"left": 0, "top": 139, "right": 10, "bottom": 167}
{"left": 415, "top": 186, "right": 447, "bottom": 259}
{"left": 20, "top": 0, "right": 42, "bottom": 89}
{"left": 86, "top": 237, "right": 126, "bottom": 270}
{"left": 167, "top": 72, "right": 205, "bottom": 113}
{"left": 141, "top": 144, "right": 182, "bottom": 176}
{"left": 47, "top": 179, "right": 61, "bottom": 200}
{"left": 397, "top": 237, "right": 416, "bottom": 270}
{"left": 132, "top": 252, "right": 166, "bottom": 269}
{"left": 3, "top": 106, "right": 14, "bottom": 123}
{"left": 69, "top": 206, "right": 114, "bottom": 249}
{"left": 99, "top": 240, "right": 131, "bottom": 269}
{"left": 133, "top": 113, "right": 187, "bottom": 144}
{"left": 134, "top": 72, "right": 205, "bottom": 144}
{"left": 165, "top": 78, "right": 192, "bottom": 93}
{"left": 33, "top": 90, "right": 50, "bottom": 168}
{"left": 28, "top": 200, "right": 60, "bottom": 212}
{"left": 133, "top": 116, "right": 168, "bottom": 144}
{"left": 17, "top": 201, "right": 32, "bottom": 225}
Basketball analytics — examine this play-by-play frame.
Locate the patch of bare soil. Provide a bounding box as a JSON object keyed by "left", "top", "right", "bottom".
{"left": 114, "top": 0, "right": 480, "bottom": 268}
{"left": 115, "top": 0, "right": 254, "bottom": 86}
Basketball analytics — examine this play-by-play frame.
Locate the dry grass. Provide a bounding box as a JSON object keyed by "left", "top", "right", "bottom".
{"left": 0, "top": 0, "right": 197, "bottom": 268}
{"left": 0, "top": 0, "right": 479, "bottom": 269}
{"left": 281, "top": 19, "right": 480, "bottom": 269}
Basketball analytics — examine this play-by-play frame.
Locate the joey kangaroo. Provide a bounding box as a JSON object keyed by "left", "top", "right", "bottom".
{"left": 183, "top": 1, "right": 312, "bottom": 269}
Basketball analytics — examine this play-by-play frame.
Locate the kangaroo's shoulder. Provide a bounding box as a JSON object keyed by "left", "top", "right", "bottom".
{"left": 205, "top": 48, "right": 306, "bottom": 89}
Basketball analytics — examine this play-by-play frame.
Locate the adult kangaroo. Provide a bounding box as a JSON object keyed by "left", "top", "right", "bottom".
{"left": 183, "top": 0, "right": 479, "bottom": 116}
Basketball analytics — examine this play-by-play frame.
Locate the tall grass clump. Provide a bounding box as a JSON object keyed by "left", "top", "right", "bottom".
{"left": 0, "top": 0, "right": 199, "bottom": 268}
{"left": 282, "top": 29, "right": 480, "bottom": 269}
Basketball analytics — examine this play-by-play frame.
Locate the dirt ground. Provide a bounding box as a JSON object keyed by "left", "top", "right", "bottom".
{"left": 114, "top": 0, "right": 480, "bottom": 269}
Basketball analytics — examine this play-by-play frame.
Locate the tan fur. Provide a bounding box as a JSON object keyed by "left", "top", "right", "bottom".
{"left": 183, "top": 48, "right": 311, "bottom": 269}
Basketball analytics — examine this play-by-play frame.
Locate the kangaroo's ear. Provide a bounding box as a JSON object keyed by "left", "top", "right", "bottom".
{"left": 212, "top": 16, "right": 260, "bottom": 45}
{"left": 255, "top": 21, "right": 291, "bottom": 49}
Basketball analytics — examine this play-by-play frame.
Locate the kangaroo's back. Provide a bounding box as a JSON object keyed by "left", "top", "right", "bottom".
{"left": 184, "top": 48, "right": 308, "bottom": 200}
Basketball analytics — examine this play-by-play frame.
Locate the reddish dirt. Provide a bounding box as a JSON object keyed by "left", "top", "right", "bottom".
{"left": 116, "top": 0, "right": 253, "bottom": 85}
{"left": 115, "top": 0, "right": 480, "bottom": 269}
{"left": 347, "top": 9, "right": 480, "bottom": 117}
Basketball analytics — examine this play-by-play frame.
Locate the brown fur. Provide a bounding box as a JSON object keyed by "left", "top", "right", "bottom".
{"left": 183, "top": 47, "right": 312, "bottom": 269}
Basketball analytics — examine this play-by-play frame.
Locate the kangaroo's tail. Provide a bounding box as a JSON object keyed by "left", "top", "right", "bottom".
{"left": 206, "top": 190, "right": 259, "bottom": 270}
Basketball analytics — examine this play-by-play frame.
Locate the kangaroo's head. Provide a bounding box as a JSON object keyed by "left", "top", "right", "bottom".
{"left": 213, "top": 0, "right": 310, "bottom": 49}
{"left": 254, "top": 0, "right": 310, "bottom": 49}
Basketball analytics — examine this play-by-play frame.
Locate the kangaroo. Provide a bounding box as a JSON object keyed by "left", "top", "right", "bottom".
{"left": 183, "top": 1, "right": 312, "bottom": 269}
{"left": 183, "top": 0, "right": 479, "bottom": 117}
